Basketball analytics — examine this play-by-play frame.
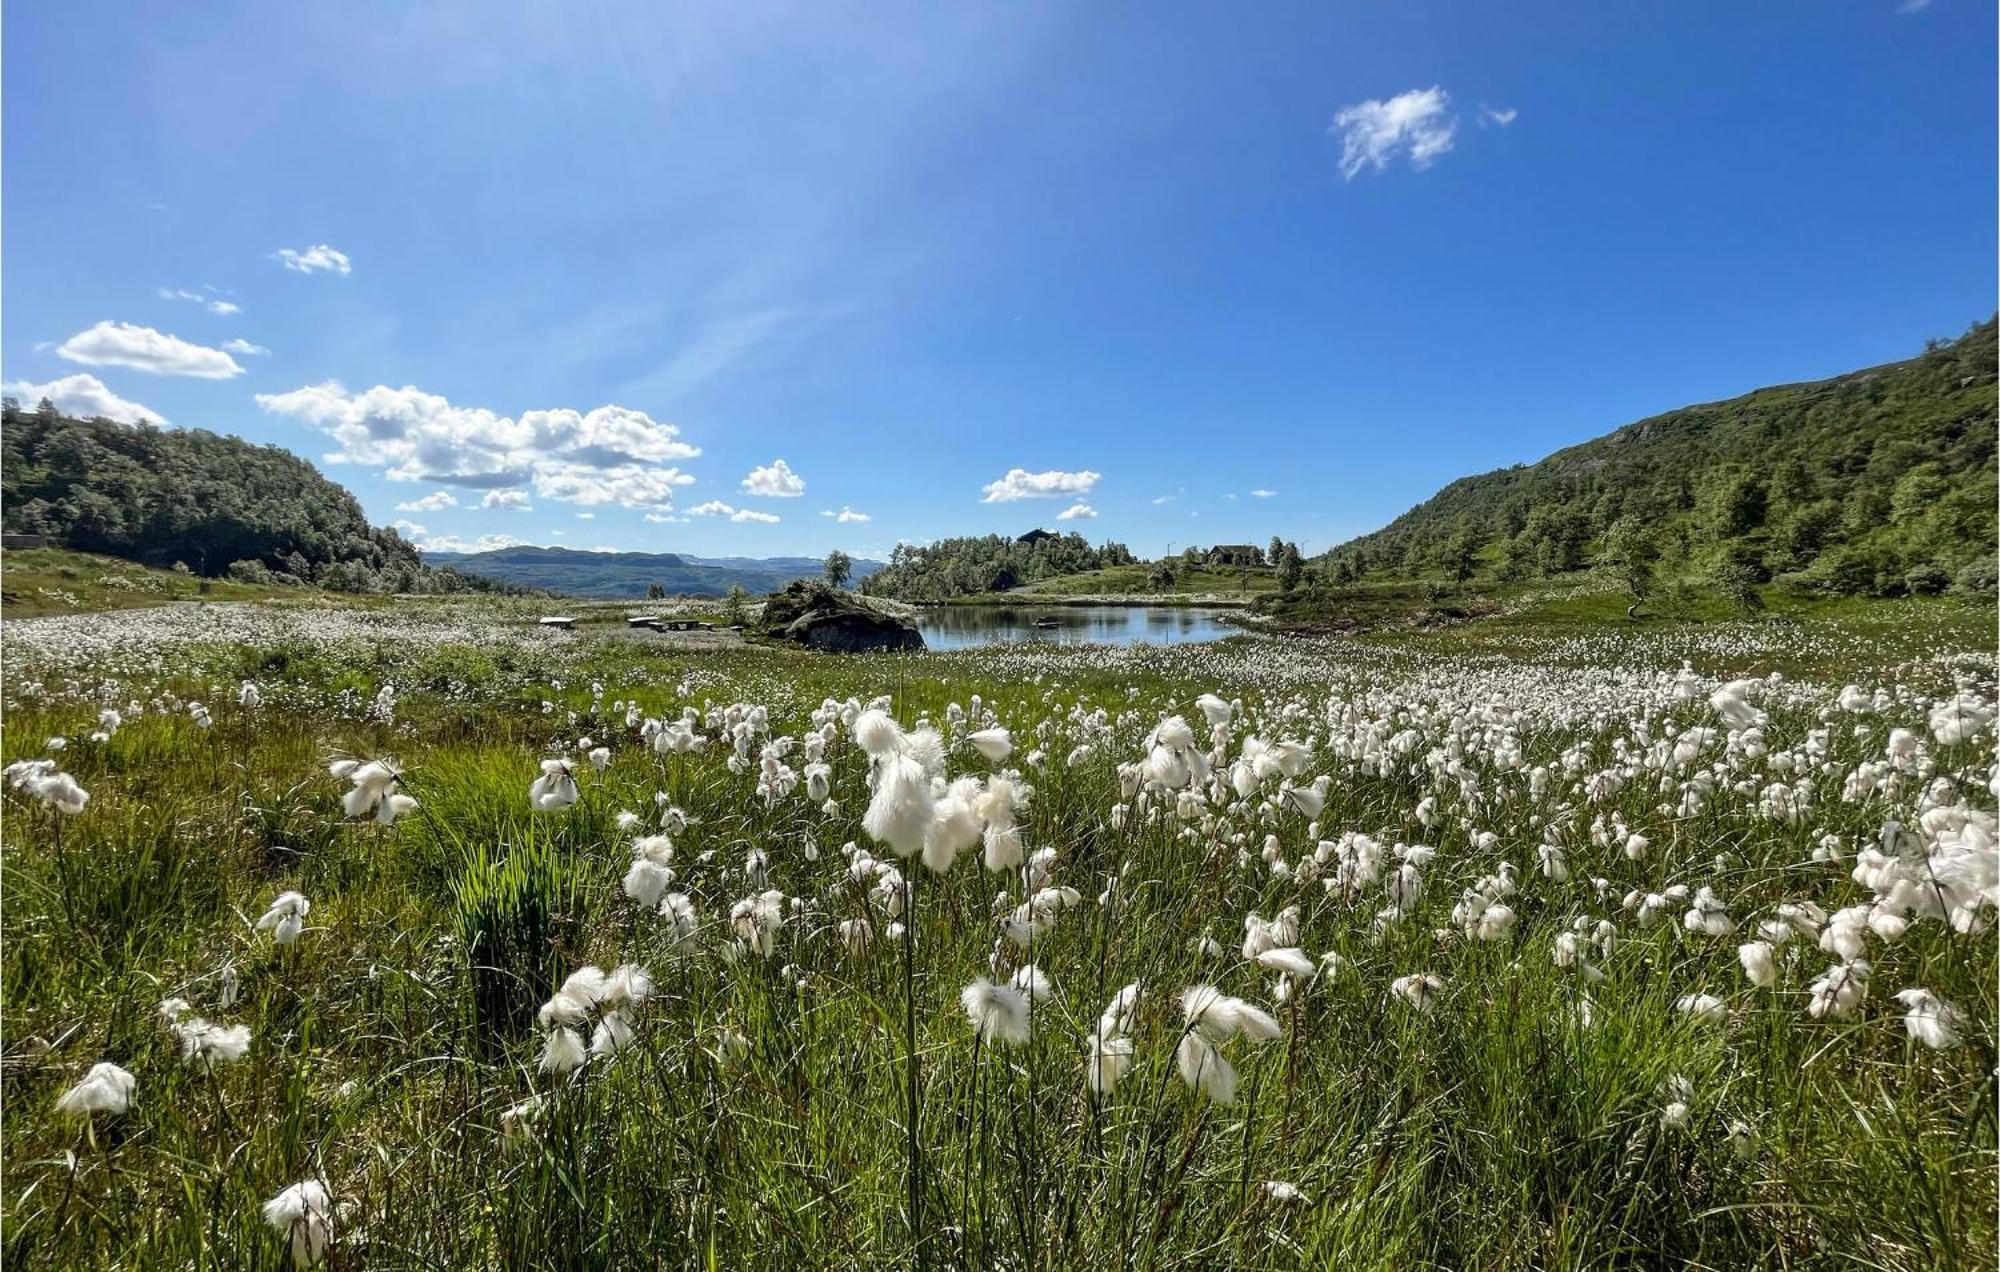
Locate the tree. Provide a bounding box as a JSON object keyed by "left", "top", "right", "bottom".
{"left": 1276, "top": 542, "right": 1304, "bottom": 593}
{"left": 646, "top": 582, "right": 667, "bottom": 600}
{"left": 722, "top": 584, "right": 750, "bottom": 625}
{"left": 824, "top": 549, "right": 853, "bottom": 589}
{"left": 1602, "top": 515, "right": 1660, "bottom": 612}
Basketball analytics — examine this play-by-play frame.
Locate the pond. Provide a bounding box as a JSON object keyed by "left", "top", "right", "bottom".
{"left": 914, "top": 604, "right": 1243, "bottom": 651}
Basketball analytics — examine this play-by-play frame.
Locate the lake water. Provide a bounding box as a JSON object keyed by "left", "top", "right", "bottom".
{"left": 915, "top": 604, "right": 1242, "bottom": 650}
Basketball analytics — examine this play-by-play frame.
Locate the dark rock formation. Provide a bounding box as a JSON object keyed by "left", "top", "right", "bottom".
{"left": 759, "top": 581, "right": 925, "bottom": 653}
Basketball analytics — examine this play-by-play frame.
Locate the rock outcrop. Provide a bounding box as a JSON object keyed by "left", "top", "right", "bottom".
{"left": 758, "top": 581, "right": 925, "bottom": 653}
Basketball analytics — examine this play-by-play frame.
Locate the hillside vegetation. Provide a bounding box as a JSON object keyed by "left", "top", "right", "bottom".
{"left": 1, "top": 401, "right": 510, "bottom": 595}
{"left": 1321, "top": 319, "right": 1997, "bottom": 601}
{"left": 862, "top": 531, "right": 1137, "bottom": 601}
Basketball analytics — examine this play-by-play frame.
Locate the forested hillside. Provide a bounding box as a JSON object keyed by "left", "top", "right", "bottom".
{"left": 861, "top": 531, "right": 1136, "bottom": 601}
{"left": 1, "top": 399, "right": 473, "bottom": 593}
{"left": 1323, "top": 319, "right": 1997, "bottom": 598}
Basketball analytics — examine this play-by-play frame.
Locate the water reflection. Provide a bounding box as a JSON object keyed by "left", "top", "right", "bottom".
{"left": 915, "top": 605, "right": 1240, "bottom": 650}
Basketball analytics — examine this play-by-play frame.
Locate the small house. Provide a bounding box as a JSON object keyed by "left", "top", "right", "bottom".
{"left": 1207, "top": 544, "right": 1262, "bottom": 567}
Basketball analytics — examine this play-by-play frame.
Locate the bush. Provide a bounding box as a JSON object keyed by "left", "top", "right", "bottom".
{"left": 1951, "top": 557, "right": 1998, "bottom": 597}
{"left": 1903, "top": 562, "right": 1952, "bottom": 595}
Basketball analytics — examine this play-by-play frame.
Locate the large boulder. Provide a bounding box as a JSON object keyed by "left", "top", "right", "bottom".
{"left": 759, "top": 581, "right": 925, "bottom": 653}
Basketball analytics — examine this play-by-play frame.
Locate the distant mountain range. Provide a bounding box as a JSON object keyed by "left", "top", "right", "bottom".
{"left": 421, "top": 545, "right": 885, "bottom": 598}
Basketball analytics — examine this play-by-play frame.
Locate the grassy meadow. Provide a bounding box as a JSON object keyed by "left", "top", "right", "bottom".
{"left": 1, "top": 592, "right": 1994, "bottom": 1269}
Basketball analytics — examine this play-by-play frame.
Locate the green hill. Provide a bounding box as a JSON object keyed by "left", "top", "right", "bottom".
{"left": 1322, "top": 319, "right": 1997, "bottom": 599}
{"left": 0, "top": 399, "right": 495, "bottom": 594}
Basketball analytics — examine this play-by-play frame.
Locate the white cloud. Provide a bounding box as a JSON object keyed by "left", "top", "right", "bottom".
{"left": 686, "top": 499, "right": 778, "bottom": 524}
{"left": 276, "top": 244, "right": 352, "bottom": 275}
{"left": 980, "top": 467, "right": 1101, "bottom": 503}
{"left": 1479, "top": 105, "right": 1518, "bottom": 128}
{"left": 397, "top": 490, "right": 458, "bottom": 512}
{"left": 159, "top": 287, "right": 241, "bottom": 316}
{"left": 644, "top": 511, "right": 687, "bottom": 524}
{"left": 1056, "top": 501, "right": 1097, "bottom": 520}
{"left": 576, "top": 512, "right": 595, "bottom": 520}
{"left": 1331, "top": 86, "right": 1457, "bottom": 179}
{"left": 222, "top": 338, "right": 270, "bottom": 356}
{"left": 254, "top": 382, "right": 700, "bottom": 510}
{"left": 741, "top": 457, "right": 806, "bottom": 498}
{"left": 1150, "top": 495, "right": 1175, "bottom": 506}
{"left": 482, "top": 489, "right": 533, "bottom": 511}
{"left": 411, "top": 532, "right": 527, "bottom": 554}
{"left": 4, "top": 373, "right": 167, "bottom": 425}
{"left": 391, "top": 519, "right": 427, "bottom": 537}
{"left": 820, "top": 506, "right": 872, "bottom": 523}
{"left": 57, "top": 321, "right": 245, "bottom": 379}
{"left": 1896, "top": 0, "right": 1933, "bottom": 11}
{"left": 1250, "top": 489, "right": 1277, "bottom": 499}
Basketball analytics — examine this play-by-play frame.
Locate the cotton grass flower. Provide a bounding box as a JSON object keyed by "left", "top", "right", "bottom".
{"left": 959, "top": 977, "right": 1030, "bottom": 1046}
{"left": 1892, "top": 987, "right": 1964, "bottom": 1050}
{"left": 1175, "top": 1032, "right": 1237, "bottom": 1103}
{"left": 1390, "top": 972, "right": 1443, "bottom": 1014}
{"left": 332, "top": 758, "right": 415, "bottom": 824}
{"left": 529, "top": 758, "right": 581, "bottom": 811}
{"left": 174, "top": 1018, "right": 252, "bottom": 1064}
{"left": 256, "top": 891, "right": 311, "bottom": 945}
{"left": 1675, "top": 993, "right": 1728, "bottom": 1025}
{"left": 1737, "top": 940, "right": 1778, "bottom": 988}
{"left": 261, "top": 1180, "right": 336, "bottom": 1268}
{"left": 57, "top": 1061, "right": 135, "bottom": 1116}
{"left": 1085, "top": 1032, "right": 1134, "bottom": 1096}
{"left": 968, "top": 727, "right": 1013, "bottom": 763}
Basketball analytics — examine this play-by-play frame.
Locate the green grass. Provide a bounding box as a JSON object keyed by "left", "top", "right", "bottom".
{"left": 1, "top": 597, "right": 1992, "bottom": 1268}
{"left": 0, "top": 547, "right": 344, "bottom": 618}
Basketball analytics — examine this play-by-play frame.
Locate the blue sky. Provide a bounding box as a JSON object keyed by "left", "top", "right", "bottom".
{"left": 5, "top": 1, "right": 1993, "bottom": 561}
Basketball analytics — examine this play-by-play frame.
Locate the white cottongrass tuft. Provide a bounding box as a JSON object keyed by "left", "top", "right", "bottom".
{"left": 960, "top": 977, "right": 1031, "bottom": 1046}
{"left": 56, "top": 1061, "right": 135, "bottom": 1116}
{"left": 261, "top": 1179, "right": 336, "bottom": 1268}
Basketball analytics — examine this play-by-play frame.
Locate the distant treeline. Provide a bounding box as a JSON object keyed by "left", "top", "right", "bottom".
{"left": 0, "top": 400, "right": 523, "bottom": 595}
{"left": 1321, "top": 318, "right": 1998, "bottom": 599}
{"left": 862, "top": 532, "right": 1136, "bottom": 601}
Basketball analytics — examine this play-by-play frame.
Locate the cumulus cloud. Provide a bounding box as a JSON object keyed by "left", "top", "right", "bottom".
{"left": 688, "top": 499, "right": 779, "bottom": 524}
{"left": 254, "top": 382, "right": 700, "bottom": 510}
{"left": 223, "top": 338, "right": 271, "bottom": 356}
{"left": 1150, "top": 495, "right": 1175, "bottom": 506}
{"left": 1250, "top": 489, "right": 1277, "bottom": 499}
{"left": 820, "top": 506, "right": 872, "bottom": 523}
{"left": 643, "top": 511, "right": 687, "bottom": 524}
{"left": 1056, "top": 502, "right": 1097, "bottom": 520}
{"left": 396, "top": 490, "right": 458, "bottom": 512}
{"left": 276, "top": 244, "right": 352, "bottom": 275}
{"left": 482, "top": 489, "right": 533, "bottom": 511}
{"left": 57, "top": 321, "right": 245, "bottom": 379}
{"left": 3, "top": 373, "right": 167, "bottom": 425}
{"left": 1479, "top": 105, "right": 1518, "bottom": 128}
{"left": 981, "top": 467, "right": 1101, "bottom": 503}
{"left": 1331, "top": 86, "right": 1457, "bottom": 178}
{"left": 391, "top": 519, "right": 427, "bottom": 537}
{"left": 741, "top": 457, "right": 805, "bottom": 498}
